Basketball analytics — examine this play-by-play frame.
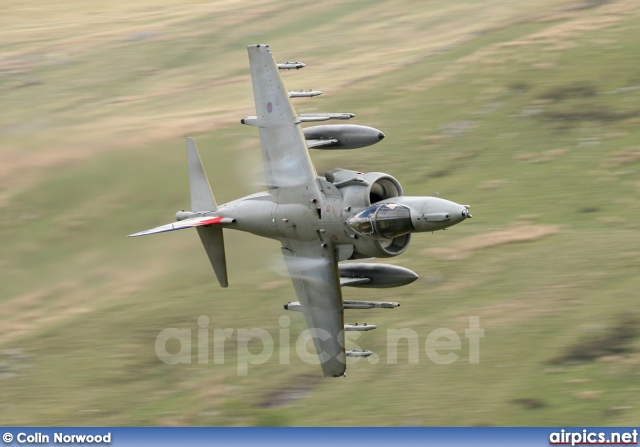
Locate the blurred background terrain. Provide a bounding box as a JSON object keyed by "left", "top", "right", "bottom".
{"left": 1, "top": 0, "right": 639, "bottom": 425}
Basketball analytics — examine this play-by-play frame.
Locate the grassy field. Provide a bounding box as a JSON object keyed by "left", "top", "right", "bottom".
{"left": 1, "top": 0, "right": 640, "bottom": 426}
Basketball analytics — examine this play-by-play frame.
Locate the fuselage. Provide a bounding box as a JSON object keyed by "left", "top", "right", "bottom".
{"left": 178, "top": 172, "right": 470, "bottom": 261}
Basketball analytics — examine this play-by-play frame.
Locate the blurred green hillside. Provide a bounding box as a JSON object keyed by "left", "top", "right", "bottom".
{"left": 1, "top": 0, "right": 640, "bottom": 426}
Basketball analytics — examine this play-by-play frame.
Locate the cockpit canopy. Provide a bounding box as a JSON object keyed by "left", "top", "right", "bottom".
{"left": 348, "top": 203, "right": 414, "bottom": 239}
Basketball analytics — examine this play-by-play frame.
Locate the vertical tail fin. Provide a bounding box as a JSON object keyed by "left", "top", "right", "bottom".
{"left": 186, "top": 138, "right": 229, "bottom": 288}
{"left": 187, "top": 137, "right": 217, "bottom": 212}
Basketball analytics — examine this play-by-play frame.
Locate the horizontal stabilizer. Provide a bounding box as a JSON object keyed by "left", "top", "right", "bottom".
{"left": 197, "top": 225, "right": 229, "bottom": 288}
{"left": 128, "top": 216, "right": 233, "bottom": 237}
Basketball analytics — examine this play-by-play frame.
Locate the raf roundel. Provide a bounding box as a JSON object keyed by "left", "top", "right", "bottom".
{"left": 267, "top": 101, "right": 273, "bottom": 113}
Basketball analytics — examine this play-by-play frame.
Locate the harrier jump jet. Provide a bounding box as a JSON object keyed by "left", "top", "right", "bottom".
{"left": 130, "top": 44, "right": 472, "bottom": 377}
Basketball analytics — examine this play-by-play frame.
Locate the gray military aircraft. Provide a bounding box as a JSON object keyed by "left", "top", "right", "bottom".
{"left": 130, "top": 44, "right": 472, "bottom": 377}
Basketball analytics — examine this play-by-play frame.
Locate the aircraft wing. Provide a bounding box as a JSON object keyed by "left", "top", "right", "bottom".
{"left": 247, "top": 45, "right": 344, "bottom": 375}
{"left": 247, "top": 44, "right": 319, "bottom": 191}
{"left": 281, "top": 239, "right": 346, "bottom": 377}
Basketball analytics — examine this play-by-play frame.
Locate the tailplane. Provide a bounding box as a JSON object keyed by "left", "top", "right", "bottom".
{"left": 129, "top": 138, "right": 229, "bottom": 288}
{"left": 186, "top": 138, "right": 229, "bottom": 288}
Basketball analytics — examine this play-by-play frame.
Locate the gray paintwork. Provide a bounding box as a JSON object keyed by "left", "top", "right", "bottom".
{"left": 338, "top": 263, "right": 418, "bottom": 288}
{"left": 130, "top": 44, "right": 471, "bottom": 377}
{"left": 303, "top": 124, "right": 385, "bottom": 150}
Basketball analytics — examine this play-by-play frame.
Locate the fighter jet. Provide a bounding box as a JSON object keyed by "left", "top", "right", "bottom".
{"left": 130, "top": 44, "right": 472, "bottom": 377}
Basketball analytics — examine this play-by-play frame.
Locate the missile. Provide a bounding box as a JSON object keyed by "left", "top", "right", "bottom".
{"left": 285, "top": 300, "right": 399, "bottom": 311}
{"left": 298, "top": 113, "right": 355, "bottom": 122}
{"left": 344, "top": 323, "right": 377, "bottom": 331}
{"left": 284, "top": 302, "right": 302, "bottom": 312}
{"left": 240, "top": 116, "right": 262, "bottom": 126}
{"left": 339, "top": 263, "right": 418, "bottom": 288}
{"left": 343, "top": 300, "right": 400, "bottom": 309}
{"left": 304, "top": 124, "right": 385, "bottom": 150}
{"left": 277, "top": 61, "right": 305, "bottom": 70}
{"left": 299, "top": 115, "right": 330, "bottom": 122}
{"left": 289, "top": 89, "right": 323, "bottom": 98}
{"left": 346, "top": 350, "right": 374, "bottom": 357}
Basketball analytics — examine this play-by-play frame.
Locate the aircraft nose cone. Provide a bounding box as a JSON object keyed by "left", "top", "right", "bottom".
{"left": 440, "top": 201, "right": 472, "bottom": 226}
{"left": 378, "top": 132, "right": 385, "bottom": 140}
